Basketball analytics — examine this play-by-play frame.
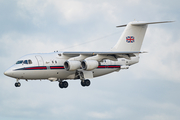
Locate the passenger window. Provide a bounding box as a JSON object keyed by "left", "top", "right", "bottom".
{"left": 16, "top": 60, "right": 23, "bottom": 64}
{"left": 52, "top": 61, "right": 54, "bottom": 64}
{"left": 55, "top": 61, "right": 57, "bottom": 64}
{"left": 23, "top": 60, "right": 28, "bottom": 64}
{"left": 28, "top": 60, "right": 32, "bottom": 64}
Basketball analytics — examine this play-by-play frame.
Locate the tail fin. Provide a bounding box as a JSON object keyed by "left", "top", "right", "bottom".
{"left": 111, "top": 21, "right": 173, "bottom": 52}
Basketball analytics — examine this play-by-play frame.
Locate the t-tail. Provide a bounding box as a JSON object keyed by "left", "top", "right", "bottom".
{"left": 111, "top": 21, "right": 173, "bottom": 52}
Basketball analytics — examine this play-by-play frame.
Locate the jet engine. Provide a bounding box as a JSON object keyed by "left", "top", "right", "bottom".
{"left": 64, "top": 61, "right": 81, "bottom": 71}
{"left": 81, "top": 60, "right": 99, "bottom": 71}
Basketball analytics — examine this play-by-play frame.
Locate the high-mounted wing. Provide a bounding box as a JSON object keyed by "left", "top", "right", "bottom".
{"left": 61, "top": 51, "right": 142, "bottom": 61}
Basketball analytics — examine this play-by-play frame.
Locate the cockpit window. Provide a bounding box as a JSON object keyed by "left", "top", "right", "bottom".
{"left": 23, "top": 60, "right": 28, "bottom": 64}
{"left": 28, "top": 60, "right": 32, "bottom": 64}
{"left": 16, "top": 60, "right": 23, "bottom": 64}
{"left": 16, "top": 60, "right": 33, "bottom": 64}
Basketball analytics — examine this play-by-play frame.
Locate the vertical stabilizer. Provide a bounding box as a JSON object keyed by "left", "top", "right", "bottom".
{"left": 111, "top": 22, "right": 147, "bottom": 52}
{"left": 111, "top": 21, "right": 173, "bottom": 52}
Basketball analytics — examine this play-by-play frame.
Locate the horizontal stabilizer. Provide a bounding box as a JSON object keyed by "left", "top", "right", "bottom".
{"left": 116, "top": 21, "right": 174, "bottom": 27}
{"left": 116, "top": 24, "right": 127, "bottom": 27}
{"left": 131, "top": 21, "right": 174, "bottom": 26}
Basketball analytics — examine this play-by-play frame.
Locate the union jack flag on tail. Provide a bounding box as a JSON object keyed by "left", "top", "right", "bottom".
{"left": 126, "top": 36, "right": 134, "bottom": 43}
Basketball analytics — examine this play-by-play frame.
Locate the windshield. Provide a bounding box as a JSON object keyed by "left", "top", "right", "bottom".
{"left": 16, "top": 59, "right": 33, "bottom": 64}
{"left": 16, "top": 60, "right": 23, "bottom": 64}
{"left": 23, "top": 60, "right": 28, "bottom": 64}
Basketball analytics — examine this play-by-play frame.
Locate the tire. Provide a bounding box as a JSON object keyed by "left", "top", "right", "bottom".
{"left": 85, "top": 80, "right": 91, "bottom": 86}
{"left": 59, "top": 82, "right": 64, "bottom": 88}
{"left": 63, "top": 81, "right": 68, "bottom": 88}
{"left": 15, "top": 82, "right": 21, "bottom": 87}
{"left": 15, "top": 83, "right": 18, "bottom": 87}
{"left": 17, "top": 82, "right": 21, "bottom": 87}
{"left": 81, "top": 81, "right": 86, "bottom": 87}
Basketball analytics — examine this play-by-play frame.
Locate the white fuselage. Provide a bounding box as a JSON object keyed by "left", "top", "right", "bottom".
{"left": 4, "top": 52, "right": 139, "bottom": 81}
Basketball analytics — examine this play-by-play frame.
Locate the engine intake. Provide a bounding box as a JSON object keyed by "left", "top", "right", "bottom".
{"left": 64, "top": 61, "right": 81, "bottom": 71}
{"left": 81, "top": 60, "right": 99, "bottom": 71}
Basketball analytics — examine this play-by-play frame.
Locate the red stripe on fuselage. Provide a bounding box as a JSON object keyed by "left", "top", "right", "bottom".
{"left": 50, "top": 66, "right": 64, "bottom": 69}
{"left": 25, "top": 67, "right": 47, "bottom": 70}
{"left": 23, "top": 65, "right": 120, "bottom": 70}
{"left": 107, "top": 66, "right": 120, "bottom": 68}
{"left": 97, "top": 65, "right": 120, "bottom": 68}
{"left": 97, "top": 66, "right": 106, "bottom": 68}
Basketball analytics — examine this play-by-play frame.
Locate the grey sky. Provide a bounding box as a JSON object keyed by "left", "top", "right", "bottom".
{"left": 0, "top": 0, "right": 180, "bottom": 120}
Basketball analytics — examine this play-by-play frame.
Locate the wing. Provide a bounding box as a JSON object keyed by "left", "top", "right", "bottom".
{"left": 60, "top": 51, "right": 143, "bottom": 61}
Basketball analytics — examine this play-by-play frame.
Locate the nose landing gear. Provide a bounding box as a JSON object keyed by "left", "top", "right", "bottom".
{"left": 15, "top": 79, "right": 21, "bottom": 87}
{"left": 15, "top": 82, "right": 21, "bottom": 87}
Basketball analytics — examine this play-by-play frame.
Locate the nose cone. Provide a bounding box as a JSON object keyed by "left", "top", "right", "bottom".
{"left": 4, "top": 68, "right": 14, "bottom": 77}
{"left": 4, "top": 71, "right": 7, "bottom": 75}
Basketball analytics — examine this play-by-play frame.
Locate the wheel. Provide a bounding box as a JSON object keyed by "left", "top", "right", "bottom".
{"left": 85, "top": 79, "right": 91, "bottom": 86}
{"left": 17, "top": 82, "right": 21, "bottom": 87}
{"left": 15, "top": 83, "right": 18, "bottom": 87}
{"left": 81, "top": 81, "right": 86, "bottom": 87}
{"left": 59, "top": 82, "right": 64, "bottom": 88}
{"left": 63, "top": 81, "right": 68, "bottom": 88}
{"left": 15, "top": 82, "right": 21, "bottom": 87}
{"left": 59, "top": 81, "right": 68, "bottom": 88}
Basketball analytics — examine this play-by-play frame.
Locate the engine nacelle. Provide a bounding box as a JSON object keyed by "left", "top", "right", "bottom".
{"left": 81, "top": 60, "right": 99, "bottom": 71}
{"left": 64, "top": 61, "right": 81, "bottom": 71}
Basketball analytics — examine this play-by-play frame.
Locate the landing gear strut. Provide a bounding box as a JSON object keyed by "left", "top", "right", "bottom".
{"left": 81, "top": 79, "right": 91, "bottom": 87}
{"left": 58, "top": 81, "right": 68, "bottom": 89}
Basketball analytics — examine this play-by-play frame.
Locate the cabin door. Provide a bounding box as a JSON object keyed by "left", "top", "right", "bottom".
{"left": 35, "top": 56, "right": 44, "bottom": 66}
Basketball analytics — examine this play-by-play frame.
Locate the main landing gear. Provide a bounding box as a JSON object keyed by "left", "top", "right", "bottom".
{"left": 58, "top": 81, "right": 68, "bottom": 89}
{"left": 81, "top": 79, "right": 91, "bottom": 87}
{"left": 78, "top": 71, "right": 91, "bottom": 87}
{"left": 58, "top": 79, "right": 91, "bottom": 89}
